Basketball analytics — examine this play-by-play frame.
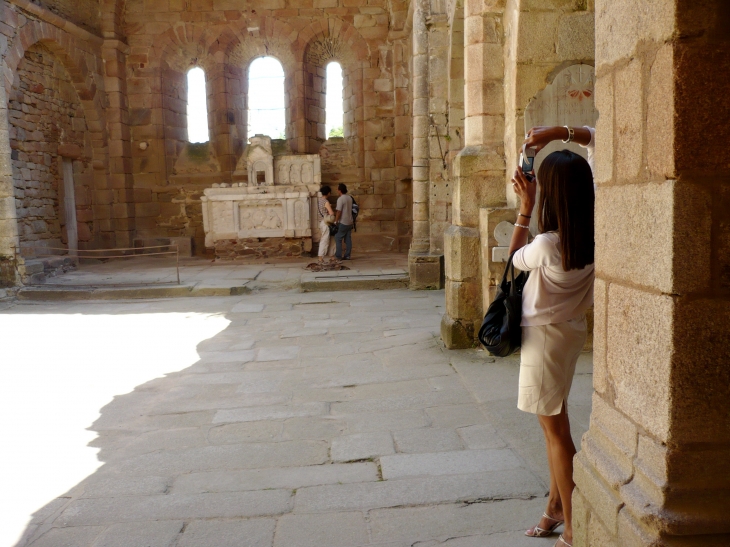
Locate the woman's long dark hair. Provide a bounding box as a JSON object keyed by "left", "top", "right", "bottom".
{"left": 536, "top": 150, "right": 594, "bottom": 271}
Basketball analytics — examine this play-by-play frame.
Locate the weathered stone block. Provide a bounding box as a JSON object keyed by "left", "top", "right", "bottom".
{"left": 595, "top": 181, "right": 673, "bottom": 292}
{"left": 606, "top": 283, "right": 674, "bottom": 441}
{"left": 595, "top": 0, "right": 675, "bottom": 68}
{"left": 409, "top": 252, "right": 444, "bottom": 290}
{"left": 614, "top": 58, "right": 643, "bottom": 183}
{"left": 647, "top": 43, "right": 675, "bottom": 180}
{"left": 516, "top": 12, "right": 562, "bottom": 62}
{"left": 445, "top": 278, "right": 481, "bottom": 325}
{"left": 592, "top": 277, "right": 608, "bottom": 394}
{"left": 574, "top": 452, "right": 623, "bottom": 536}
{"left": 440, "top": 313, "right": 474, "bottom": 349}
{"left": 557, "top": 12, "right": 596, "bottom": 60}
{"left": 594, "top": 73, "right": 614, "bottom": 185}
{"left": 444, "top": 225, "right": 479, "bottom": 281}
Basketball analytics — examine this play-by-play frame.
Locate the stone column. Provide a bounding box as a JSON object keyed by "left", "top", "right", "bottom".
{"left": 573, "top": 1, "right": 730, "bottom": 545}
{"left": 102, "top": 39, "right": 136, "bottom": 249}
{"left": 408, "top": 0, "right": 444, "bottom": 289}
{"left": 0, "top": 71, "right": 20, "bottom": 284}
{"left": 441, "top": 4, "right": 505, "bottom": 347}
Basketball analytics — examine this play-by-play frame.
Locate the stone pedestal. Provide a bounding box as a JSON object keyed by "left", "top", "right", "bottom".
{"left": 408, "top": 252, "right": 444, "bottom": 290}
{"left": 442, "top": 223, "right": 481, "bottom": 349}
{"left": 573, "top": 1, "right": 730, "bottom": 545}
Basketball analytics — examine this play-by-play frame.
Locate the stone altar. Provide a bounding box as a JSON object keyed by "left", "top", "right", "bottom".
{"left": 201, "top": 136, "right": 322, "bottom": 256}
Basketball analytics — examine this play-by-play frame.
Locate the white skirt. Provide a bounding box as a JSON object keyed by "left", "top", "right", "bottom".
{"left": 517, "top": 315, "right": 587, "bottom": 416}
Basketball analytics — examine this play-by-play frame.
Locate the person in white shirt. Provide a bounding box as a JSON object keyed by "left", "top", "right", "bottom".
{"left": 509, "top": 149, "right": 595, "bottom": 547}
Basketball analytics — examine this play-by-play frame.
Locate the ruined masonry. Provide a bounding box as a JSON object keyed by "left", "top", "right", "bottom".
{"left": 0, "top": 0, "right": 728, "bottom": 546}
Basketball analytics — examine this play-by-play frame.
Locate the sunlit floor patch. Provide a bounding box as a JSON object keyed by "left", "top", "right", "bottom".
{"left": 0, "top": 310, "right": 229, "bottom": 547}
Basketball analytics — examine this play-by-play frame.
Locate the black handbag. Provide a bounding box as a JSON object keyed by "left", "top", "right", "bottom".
{"left": 328, "top": 223, "right": 338, "bottom": 236}
{"left": 478, "top": 251, "right": 529, "bottom": 357}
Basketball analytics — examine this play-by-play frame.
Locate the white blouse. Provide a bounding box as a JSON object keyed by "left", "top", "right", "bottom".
{"left": 512, "top": 232, "right": 594, "bottom": 327}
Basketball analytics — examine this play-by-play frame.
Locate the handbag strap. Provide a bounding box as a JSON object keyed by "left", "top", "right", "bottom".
{"left": 501, "top": 250, "right": 520, "bottom": 297}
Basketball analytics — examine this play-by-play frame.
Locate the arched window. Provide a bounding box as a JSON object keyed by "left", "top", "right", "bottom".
{"left": 186, "top": 67, "right": 209, "bottom": 143}
{"left": 326, "top": 62, "right": 344, "bottom": 138}
{"left": 248, "top": 57, "right": 286, "bottom": 139}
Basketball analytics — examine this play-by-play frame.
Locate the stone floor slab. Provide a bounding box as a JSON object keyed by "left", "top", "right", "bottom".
{"left": 380, "top": 449, "right": 523, "bottom": 479}
{"left": 274, "top": 512, "right": 369, "bottom": 547}
{"left": 27, "top": 526, "right": 105, "bottom": 547}
{"left": 293, "top": 470, "right": 546, "bottom": 513}
{"left": 93, "top": 520, "right": 184, "bottom": 547}
{"left": 4, "top": 288, "right": 590, "bottom": 547}
{"left": 176, "top": 518, "right": 276, "bottom": 547}
{"left": 57, "top": 490, "right": 292, "bottom": 526}
{"left": 171, "top": 462, "right": 378, "bottom": 494}
{"left": 331, "top": 432, "right": 395, "bottom": 462}
{"left": 392, "top": 428, "right": 464, "bottom": 454}
{"left": 367, "top": 497, "right": 549, "bottom": 544}
{"left": 213, "top": 402, "right": 328, "bottom": 424}
{"left": 256, "top": 346, "right": 301, "bottom": 361}
{"left": 456, "top": 424, "right": 508, "bottom": 450}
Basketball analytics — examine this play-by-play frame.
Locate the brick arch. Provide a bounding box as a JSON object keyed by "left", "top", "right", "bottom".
{"left": 148, "top": 23, "right": 225, "bottom": 72}
{"left": 221, "top": 17, "right": 301, "bottom": 152}
{"left": 297, "top": 19, "right": 369, "bottom": 158}
{"left": 298, "top": 18, "right": 369, "bottom": 65}
{"left": 224, "top": 17, "right": 299, "bottom": 75}
{"left": 3, "top": 20, "right": 108, "bottom": 153}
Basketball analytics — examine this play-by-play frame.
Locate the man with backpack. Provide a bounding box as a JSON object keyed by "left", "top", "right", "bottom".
{"left": 334, "top": 183, "right": 358, "bottom": 261}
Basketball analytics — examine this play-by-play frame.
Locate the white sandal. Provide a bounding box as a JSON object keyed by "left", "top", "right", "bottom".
{"left": 555, "top": 535, "right": 572, "bottom": 547}
{"left": 525, "top": 512, "right": 564, "bottom": 537}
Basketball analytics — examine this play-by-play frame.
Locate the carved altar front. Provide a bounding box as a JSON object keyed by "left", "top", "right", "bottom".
{"left": 201, "top": 135, "right": 322, "bottom": 257}
{"left": 202, "top": 187, "right": 316, "bottom": 246}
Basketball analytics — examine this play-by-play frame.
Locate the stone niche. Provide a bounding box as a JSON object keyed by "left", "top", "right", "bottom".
{"left": 202, "top": 135, "right": 321, "bottom": 258}
{"left": 500, "top": 64, "right": 599, "bottom": 252}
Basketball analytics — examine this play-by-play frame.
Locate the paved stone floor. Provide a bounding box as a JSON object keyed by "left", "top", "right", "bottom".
{"left": 25, "top": 253, "right": 408, "bottom": 291}
{"left": 0, "top": 289, "right": 592, "bottom": 547}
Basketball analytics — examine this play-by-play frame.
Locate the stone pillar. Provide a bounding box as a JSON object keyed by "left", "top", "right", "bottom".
{"left": 408, "top": 0, "right": 444, "bottom": 289}
{"left": 102, "top": 39, "right": 136, "bottom": 249}
{"left": 0, "top": 71, "right": 20, "bottom": 284}
{"left": 573, "top": 1, "right": 730, "bottom": 545}
{"left": 441, "top": 4, "right": 506, "bottom": 347}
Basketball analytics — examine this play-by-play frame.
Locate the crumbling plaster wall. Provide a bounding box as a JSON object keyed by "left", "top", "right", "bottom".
{"left": 123, "top": 1, "right": 413, "bottom": 255}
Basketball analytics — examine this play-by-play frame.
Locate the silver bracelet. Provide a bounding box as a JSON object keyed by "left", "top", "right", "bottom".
{"left": 562, "top": 126, "right": 574, "bottom": 143}
{"left": 514, "top": 223, "right": 530, "bottom": 229}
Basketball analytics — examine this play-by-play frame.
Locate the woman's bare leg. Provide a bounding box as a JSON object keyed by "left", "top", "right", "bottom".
{"left": 538, "top": 403, "right": 576, "bottom": 543}
{"left": 526, "top": 420, "right": 565, "bottom": 536}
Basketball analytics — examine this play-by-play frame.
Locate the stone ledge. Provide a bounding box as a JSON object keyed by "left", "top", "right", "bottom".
{"left": 300, "top": 272, "right": 409, "bottom": 292}
{"left": 16, "top": 283, "right": 251, "bottom": 301}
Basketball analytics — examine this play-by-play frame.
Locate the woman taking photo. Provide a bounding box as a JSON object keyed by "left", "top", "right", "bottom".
{"left": 509, "top": 150, "right": 595, "bottom": 547}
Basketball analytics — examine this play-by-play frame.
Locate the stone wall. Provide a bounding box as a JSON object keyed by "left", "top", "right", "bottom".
{"left": 439, "top": 0, "right": 596, "bottom": 347}
{"left": 36, "top": 0, "right": 100, "bottom": 33}
{"left": 572, "top": 1, "right": 730, "bottom": 545}
{"left": 8, "top": 43, "right": 93, "bottom": 253}
{"left": 214, "top": 236, "right": 311, "bottom": 260}
{"left": 320, "top": 137, "right": 411, "bottom": 253}
{"left": 122, "top": 0, "right": 412, "bottom": 256}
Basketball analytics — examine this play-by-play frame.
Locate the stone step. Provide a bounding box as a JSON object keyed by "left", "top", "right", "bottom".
{"left": 300, "top": 271, "right": 410, "bottom": 292}
{"left": 16, "top": 283, "right": 251, "bottom": 301}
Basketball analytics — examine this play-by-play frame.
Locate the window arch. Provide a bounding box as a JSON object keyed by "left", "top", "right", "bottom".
{"left": 325, "top": 62, "right": 344, "bottom": 138}
{"left": 186, "top": 67, "right": 210, "bottom": 143}
{"left": 248, "top": 57, "right": 286, "bottom": 139}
